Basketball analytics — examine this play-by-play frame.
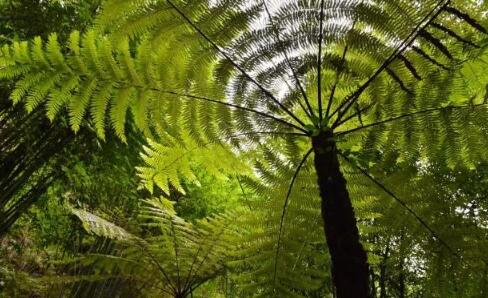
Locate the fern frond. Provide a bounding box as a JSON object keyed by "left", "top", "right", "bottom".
{"left": 137, "top": 133, "right": 250, "bottom": 195}
{"left": 72, "top": 208, "right": 136, "bottom": 241}
{"left": 71, "top": 197, "right": 236, "bottom": 296}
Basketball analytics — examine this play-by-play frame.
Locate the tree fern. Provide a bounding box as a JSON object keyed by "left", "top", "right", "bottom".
{"left": 70, "top": 197, "right": 236, "bottom": 298}
{"left": 2, "top": 0, "right": 488, "bottom": 296}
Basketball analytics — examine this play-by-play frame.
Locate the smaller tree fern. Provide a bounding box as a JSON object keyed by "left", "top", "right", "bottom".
{"left": 68, "top": 197, "right": 236, "bottom": 298}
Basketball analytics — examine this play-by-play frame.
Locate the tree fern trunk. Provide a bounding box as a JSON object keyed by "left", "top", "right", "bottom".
{"left": 312, "top": 130, "right": 370, "bottom": 298}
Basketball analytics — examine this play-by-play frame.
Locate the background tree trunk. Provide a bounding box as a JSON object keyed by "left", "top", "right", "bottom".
{"left": 312, "top": 130, "right": 370, "bottom": 298}
{"left": 379, "top": 242, "right": 390, "bottom": 298}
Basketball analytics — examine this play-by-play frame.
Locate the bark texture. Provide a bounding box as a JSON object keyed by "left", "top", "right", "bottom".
{"left": 312, "top": 130, "right": 370, "bottom": 298}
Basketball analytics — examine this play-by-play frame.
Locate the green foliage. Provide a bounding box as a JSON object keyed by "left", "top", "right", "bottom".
{"left": 231, "top": 153, "right": 329, "bottom": 297}
{"left": 68, "top": 197, "right": 237, "bottom": 297}
{"left": 0, "top": 227, "right": 54, "bottom": 297}
{"left": 174, "top": 169, "right": 243, "bottom": 221}
{"left": 0, "top": 134, "right": 144, "bottom": 296}
{"left": 0, "top": 0, "right": 100, "bottom": 40}
{"left": 72, "top": 208, "right": 135, "bottom": 241}
{"left": 3, "top": 0, "right": 488, "bottom": 297}
{"left": 359, "top": 160, "right": 488, "bottom": 297}
{"left": 0, "top": 0, "right": 101, "bottom": 237}
{"left": 0, "top": 0, "right": 259, "bottom": 143}
{"left": 137, "top": 133, "right": 250, "bottom": 195}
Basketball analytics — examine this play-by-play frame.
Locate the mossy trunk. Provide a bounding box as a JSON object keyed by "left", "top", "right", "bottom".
{"left": 312, "top": 130, "right": 370, "bottom": 298}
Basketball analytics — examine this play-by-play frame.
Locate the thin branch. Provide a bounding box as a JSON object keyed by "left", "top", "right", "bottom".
{"left": 335, "top": 102, "right": 488, "bottom": 136}
{"left": 226, "top": 130, "right": 309, "bottom": 138}
{"left": 166, "top": 0, "right": 307, "bottom": 129}
{"left": 266, "top": 52, "right": 312, "bottom": 119}
{"left": 339, "top": 153, "right": 460, "bottom": 258}
{"left": 186, "top": 271, "right": 222, "bottom": 296}
{"left": 317, "top": 0, "right": 326, "bottom": 125}
{"left": 155, "top": 89, "right": 308, "bottom": 134}
{"left": 262, "top": 0, "right": 315, "bottom": 119}
{"left": 331, "top": 0, "right": 450, "bottom": 126}
{"left": 324, "top": 46, "right": 348, "bottom": 121}
{"left": 273, "top": 148, "right": 313, "bottom": 284}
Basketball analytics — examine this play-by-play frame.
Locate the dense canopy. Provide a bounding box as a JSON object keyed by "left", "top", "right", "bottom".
{"left": 1, "top": 0, "right": 488, "bottom": 297}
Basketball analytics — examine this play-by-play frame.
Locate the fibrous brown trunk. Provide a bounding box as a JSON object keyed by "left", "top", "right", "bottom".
{"left": 312, "top": 130, "right": 370, "bottom": 298}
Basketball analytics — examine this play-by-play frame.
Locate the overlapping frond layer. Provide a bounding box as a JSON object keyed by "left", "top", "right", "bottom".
{"left": 2, "top": 0, "right": 488, "bottom": 295}
{"left": 95, "top": 0, "right": 259, "bottom": 45}
{"left": 2, "top": 31, "right": 227, "bottom": 140}
{"left": 223, "top": 0, "right": 487, "bottom": 129}
{"left": 230, "top": 152, "right": 327, "bottom": 298}
{"left": 72, "top": 197, "right": 235, "bottom": 296}
{"left": 2, "top": 1, "right": 486, "bottom": 147}
{"left": 229, "top": 145, "right": 383, "bottom": 297}
{"left": 336, "top": 46, "right": 488, "bottom": 169}
{"left": 136, "top": 132, "right": 251, "bottom": 195}
{"left": 0, "top": 30, "right": 302, "bottom": 144}
{"left": 343, "top": 157, "right": 488, "bottom": 296}
{"left": 139, "top": 198, "right": 235, "bottom": 287}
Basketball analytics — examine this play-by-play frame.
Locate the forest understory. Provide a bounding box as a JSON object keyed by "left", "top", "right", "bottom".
{"left": 1, "top": 0, "right": 488, "bottom": 297}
